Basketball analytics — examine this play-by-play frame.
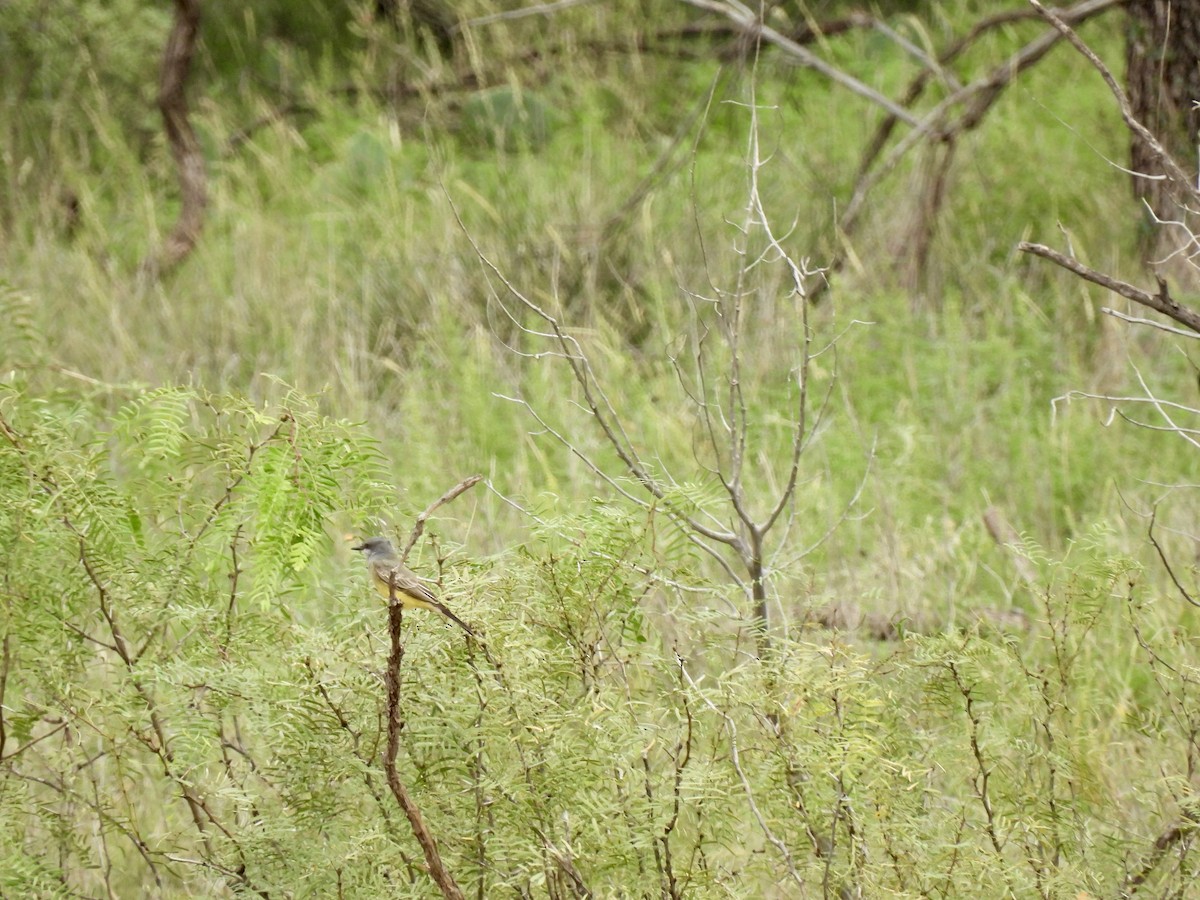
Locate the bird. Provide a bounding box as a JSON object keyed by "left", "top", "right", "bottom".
{"left": 353, "top": 536, "right": 475, "bottom": 635}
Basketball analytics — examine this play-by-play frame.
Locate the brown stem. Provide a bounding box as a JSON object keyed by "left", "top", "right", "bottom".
{"left": 383, "top": 602, "right": 466, "bottom": 900}
{"left": 949, "top": 663, "right": 1005, "bottom": 858}
{"left": 1147, "top": 506, "right": 1200, "bottom": 609}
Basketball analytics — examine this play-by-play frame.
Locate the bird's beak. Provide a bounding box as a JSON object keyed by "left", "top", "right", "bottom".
{"left": 351, "top": 543, "right": 365, "bottom": 552}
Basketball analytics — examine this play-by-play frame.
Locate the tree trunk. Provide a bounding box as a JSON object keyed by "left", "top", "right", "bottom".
{"left": 1125, "top": 0, "right": 1200, "bottom": 262}
{"left": 146, "top": 0, "right": 206, "bottom": 276}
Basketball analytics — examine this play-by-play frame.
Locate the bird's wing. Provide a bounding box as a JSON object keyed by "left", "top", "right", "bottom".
{"left": 380, "top": 563, "right": 438, "bottom": 604}
{"left": 373, "top": 560, "right": 474, "bottom": 635}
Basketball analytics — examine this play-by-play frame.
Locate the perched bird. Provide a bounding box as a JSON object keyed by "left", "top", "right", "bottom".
{"left": 353, "top": 537, "right": 474, "bottom": 635}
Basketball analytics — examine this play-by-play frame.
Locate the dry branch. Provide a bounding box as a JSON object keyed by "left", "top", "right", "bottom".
{"left": 1018, "top": 242, "right": 1200, "bottom": 334}
{"left": 678, "top": 0, "right": 919, "bottom": 124}
{"left": 400, "top": 474, "right": 483, "bottom": 562}
{"left": 1147, "top": 506, "right": 1200, "bottom": 609}
{"left": 821, "top": 0, "right": 1123, "bottom": 295}
{"left": 1028, "top": 0, "right": 1199, "bottom": 207}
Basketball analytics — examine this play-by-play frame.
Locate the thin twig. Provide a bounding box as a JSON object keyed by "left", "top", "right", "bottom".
{"left": 400, "top": 474, "right": 483, "bottom": 562}
{"left": 1147, "top": 506, "right": 1200, "bottom": 609}
{"left": 1101, "top": 307, "right": 1200, "bottom": 339}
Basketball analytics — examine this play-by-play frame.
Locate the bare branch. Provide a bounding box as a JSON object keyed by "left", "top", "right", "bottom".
{"left": 1019, "top": 241, "right": 1200, "bottom": 335}
{"left": 400, "top": 475, "right": 483, "bottom": 562}
{"left": 1101, "top": 307, "right": 1200, "bottom": 339}
{"left": 451, "top": 194, "right": 747, "bottom": 551}
{"left": 1028, "top": 0, "right": 1198, "bottom": 205}
{"left": 1129, "top": 364, "right": 1200, "bottom": 452}
{"left": 678, "top": 0, "right": 920, "bottom": 124}
{"left": 1147, "top": 506, "right": 1200, "bottom": 609}
{"left": 484, "top": 481, "right": 748, "bottom": 605}
{"left": 774, "top": 439, "right": 875, "bottom": 566}
{"left": 835, "top": 0, "right": 1123, "bottom": 252}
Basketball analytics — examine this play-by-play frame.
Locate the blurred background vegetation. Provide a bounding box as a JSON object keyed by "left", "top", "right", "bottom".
{"left": 3, "top": 0, "right": 1200, "bottom": 896}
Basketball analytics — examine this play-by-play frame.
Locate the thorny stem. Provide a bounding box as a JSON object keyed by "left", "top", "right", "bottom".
{"left": 948, "top": 663, "right": 1005, "bottom": 859}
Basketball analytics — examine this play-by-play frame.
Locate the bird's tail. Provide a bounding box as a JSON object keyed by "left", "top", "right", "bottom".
{"left": 432, "top": 601, "right": 476, "bottom": 637}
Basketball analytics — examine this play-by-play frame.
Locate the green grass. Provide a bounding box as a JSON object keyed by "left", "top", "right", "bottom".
{"left": 4, "top": 15, "right": 1190, "bottom": 615}
{"left": 6, "top": 14, "right": 1192, "bottom": 602}
{"left": 3, "top": 4, "right": 1200, "bottom": 896}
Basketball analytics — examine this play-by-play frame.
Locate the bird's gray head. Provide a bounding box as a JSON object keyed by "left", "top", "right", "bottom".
{"left": 353, "top": 536, "right": 395, "bottom": 557}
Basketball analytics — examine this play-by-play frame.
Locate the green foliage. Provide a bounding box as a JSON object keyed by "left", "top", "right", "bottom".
{"left": 3, "top": 1, "right": 1200, "bottom": 895}
{"left": 2, "top": 375, "right": 1198, "bottom": 896}
{"left": 459, "top": 86, "right": 558, "bottom": 152}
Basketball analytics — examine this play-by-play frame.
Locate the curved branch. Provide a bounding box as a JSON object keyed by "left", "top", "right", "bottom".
{"left": 400, "top": 475, "right": 483, "bottom": 562}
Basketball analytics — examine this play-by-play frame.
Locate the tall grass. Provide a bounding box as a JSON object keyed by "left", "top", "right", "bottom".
{"left": 5, "top": 5, "right": 1200, "bottom": 895}
{"left": 2, "top": 7, "right": 1188, "bottom": 602}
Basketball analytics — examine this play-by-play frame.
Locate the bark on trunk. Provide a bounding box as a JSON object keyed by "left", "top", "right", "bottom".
{"left": 1125, "top": 0, "right": 1200, "bottom": 259}
{"left": 146, "top": 0, "right": 206, "bottom": 275}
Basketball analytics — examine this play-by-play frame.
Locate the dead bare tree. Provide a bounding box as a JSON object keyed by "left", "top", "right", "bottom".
{"left": 452, "top": 96, "right": 868, "bottom": 655}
